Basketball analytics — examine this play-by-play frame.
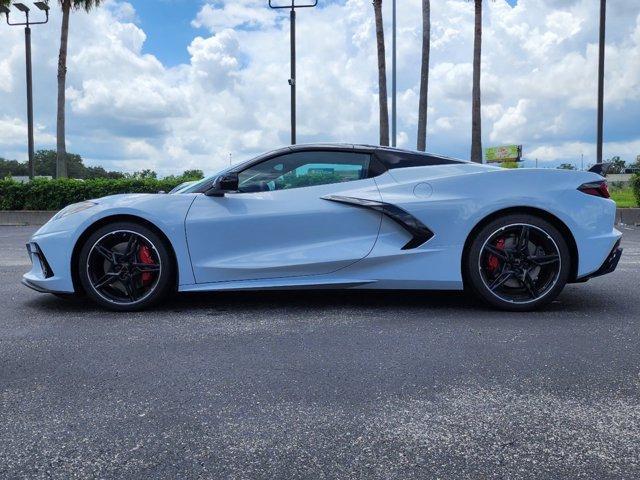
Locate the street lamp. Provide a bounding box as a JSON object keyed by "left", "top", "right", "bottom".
{"left": 2, "top": 1, "right": 50, "bottom": 180}
{"left": 269, "top": 0, "right": 317, "bottom": 145}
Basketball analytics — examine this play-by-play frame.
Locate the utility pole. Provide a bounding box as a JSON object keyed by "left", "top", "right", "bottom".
{"left": 596, "top": 0, "right": 606, "bottom": 164}
{"left": 1, "top": 2, "right": 50, "bottom": 179}
{"left": 269, "top": 1, "right": 317, "bottom": 145}
{"left": 391, "top": 0, "right": 397, "bottom": 147}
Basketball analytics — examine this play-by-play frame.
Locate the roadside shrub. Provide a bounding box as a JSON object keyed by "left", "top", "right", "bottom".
{"left": 633, "top": 174, "right": 640, "bottom": 208}
{"left": 0, "top": 177, "right": 191, "bottom": 211}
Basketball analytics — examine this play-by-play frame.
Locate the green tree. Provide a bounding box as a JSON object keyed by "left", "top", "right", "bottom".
{"left": 416, "top": 0, "right": 431, "bottom": 152}
{"left": 0, "top": 158, "right": 29, "bottom": 178}
{"left": 181, "top": 169, "right": 205, "bottom": 180}
{"left": 56, "top": 0, "right": 103, "bottom": 179}
{"left": 34, "top": 149, "right": 84, "bottom": 178}
{"left": 607, "top": 156, "right": 626, "bottom": 174}
{"left": 2, "top": 150, "right": 124, "bottom": 179}
{"left": 557, "top": 163, "right": 577, "bottom": 170}
{"left": 127, "top": 169, "right": 158, "bottom": 180}
{"left": 84, "top": 166, "right": 125, "bottom": 179}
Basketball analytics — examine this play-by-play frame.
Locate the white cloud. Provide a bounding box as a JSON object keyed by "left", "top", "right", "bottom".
{"left": 0, "top": 0, "right": 639, "bottom": 175}
{"left": 530, "top": 138, "right": 640, "bottom": 164}
{"left": 0, "top": 117, "right": 56, "bottom": 146}
{"left": 193, "top": 0, "right": 278, "bottom": 32}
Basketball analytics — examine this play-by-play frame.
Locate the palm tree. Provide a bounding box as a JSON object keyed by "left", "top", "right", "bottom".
{"left": 416, "top": 0, "right": 430, "bottom": 152}
{"left": 373, "top": 0, "right": 389, "bottom": 146}
{"left": 56, "top": 0, "right": 102, "bottom": 179}
{"left": 470, "top": 0, "right": 483, "bottom": 163}
{"left": 596, "top": 0, "right": 606, "bottom": 164}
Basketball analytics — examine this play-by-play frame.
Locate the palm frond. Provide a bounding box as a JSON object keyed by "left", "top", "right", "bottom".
{"left": 71, "top": 0, "right": 102, "bottom": 12}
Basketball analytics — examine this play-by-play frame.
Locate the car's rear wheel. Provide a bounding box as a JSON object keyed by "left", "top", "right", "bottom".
{"left": 465, "top": 214, "right": 571, "bottom": 311}
{"left": 77, "top": 221, "right": 174, "bottom": 311}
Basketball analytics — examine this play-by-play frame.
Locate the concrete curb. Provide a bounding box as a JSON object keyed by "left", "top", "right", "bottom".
{"left": 0, "top": 211, "right": 55, "bottom": 226}
{"left": 616, "top": 208, "right": 640, "bottom": 226}
{"left": 2, "top": 208, "right": 640, "bottom": 227}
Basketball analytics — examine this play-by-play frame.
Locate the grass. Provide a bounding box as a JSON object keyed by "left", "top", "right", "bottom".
{"left": 610, "top": 186, "right": 638, "bottom": 208}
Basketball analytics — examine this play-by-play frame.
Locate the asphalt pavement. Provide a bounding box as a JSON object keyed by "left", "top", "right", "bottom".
{"left": 1, "top": 225, "right": 639, "bottom": 479}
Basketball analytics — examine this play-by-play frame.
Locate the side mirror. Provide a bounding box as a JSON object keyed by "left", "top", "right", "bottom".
{"left": 205, "top": 172, "right": 239, "bottom": 197}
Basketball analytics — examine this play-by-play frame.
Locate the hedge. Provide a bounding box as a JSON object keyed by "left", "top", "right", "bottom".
{"left": 0, "top": 177, "right": 191, "bottom": 211}
{"left": 633, "top": 174, "right": 640, "bottom": 208}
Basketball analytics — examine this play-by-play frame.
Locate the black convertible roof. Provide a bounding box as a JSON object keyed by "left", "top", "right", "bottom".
{"left": 285, "top": 143, "right": 467, "bottom": 169}
{"left": 224, "top": 143, "right": 467, "bottom": 177}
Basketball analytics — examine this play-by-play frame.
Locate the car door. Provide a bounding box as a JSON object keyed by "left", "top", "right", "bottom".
{"left": 185, "top": 150, "right": 383, "bottom": 284}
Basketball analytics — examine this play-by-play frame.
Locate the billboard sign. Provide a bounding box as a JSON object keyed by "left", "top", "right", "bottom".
{"left": 485, "top": 145, "right": 522, "bottom": 163}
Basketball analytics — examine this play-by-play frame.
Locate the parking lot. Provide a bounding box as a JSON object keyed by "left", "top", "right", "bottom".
{"left": 1, "top": 225, "right": 639, "bottom": 479}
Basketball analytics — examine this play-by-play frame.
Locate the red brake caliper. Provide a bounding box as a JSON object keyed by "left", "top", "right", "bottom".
{"left": 487, "top": 238, "right": 505, "bottom": 273}
{"left": 138, "top": 245, "right": 155, "bottom": 285}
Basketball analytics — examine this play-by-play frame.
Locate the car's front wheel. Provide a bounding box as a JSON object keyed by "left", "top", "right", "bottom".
{"left": 77, "top": 221, "right": 174, "bottom": 311}
{"left": 465, "top": 214, "right": 571, "bottom": 311}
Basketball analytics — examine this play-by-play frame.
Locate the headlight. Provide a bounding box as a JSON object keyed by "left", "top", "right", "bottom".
{"left": 51, "top": 201, "right": 98, "bottom": 221}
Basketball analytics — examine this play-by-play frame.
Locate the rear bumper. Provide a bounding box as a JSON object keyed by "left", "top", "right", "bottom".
{"left": 576, "top": 240, "right": 623, "bottom": 282}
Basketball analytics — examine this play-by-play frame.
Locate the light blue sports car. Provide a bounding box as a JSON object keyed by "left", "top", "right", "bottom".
{"left": 23, "top": 144, "right": 622, "bottom": 311}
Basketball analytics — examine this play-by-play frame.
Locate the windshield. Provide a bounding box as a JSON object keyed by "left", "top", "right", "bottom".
{"left": 169, "top": 181, "right": 197, "bottom": 194}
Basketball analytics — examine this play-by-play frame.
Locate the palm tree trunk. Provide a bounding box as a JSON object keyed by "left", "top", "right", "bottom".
{"left": 56, "top": 0, "right": 71, "bottom": 179}
{"left": 596, "top": 0, "right": 606, "bottom": 164}
{"left": 373, "top": 0, "right": 390, "bottom": 147}
{"left": 417, "top": 0, "right": 431, "bottom": 152}
{"left": 470, "top": 0, "right": 483, "bottom": 163}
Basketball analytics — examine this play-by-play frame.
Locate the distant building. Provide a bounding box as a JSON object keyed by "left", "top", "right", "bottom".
{"left": 9, "top": 176, "right": 53, "bottom": 183}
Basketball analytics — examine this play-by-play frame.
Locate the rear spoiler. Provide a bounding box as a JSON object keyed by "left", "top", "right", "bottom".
{"left": 588, "top": 162, "right": 613, "bottom": 177}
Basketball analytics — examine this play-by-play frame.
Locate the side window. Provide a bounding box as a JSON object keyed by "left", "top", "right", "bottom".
{"left": 238, "top": 152, "right": 371, "bottom": 193}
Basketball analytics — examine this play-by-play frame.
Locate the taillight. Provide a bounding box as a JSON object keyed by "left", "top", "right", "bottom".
{"left": 578, "top": 181, "right": 610, "bottom": 199}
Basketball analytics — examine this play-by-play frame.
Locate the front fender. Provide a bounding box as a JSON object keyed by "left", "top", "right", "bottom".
{"left": 30, "top": 194, "right": 199, "bottom": 291}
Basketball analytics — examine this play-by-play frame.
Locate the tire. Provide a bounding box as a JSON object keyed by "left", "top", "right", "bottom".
{"left": 77, "top": 221, "right": 174, "bottom": 311}
{"left": 464, "top": 214, "right": 571, "bottom": 311}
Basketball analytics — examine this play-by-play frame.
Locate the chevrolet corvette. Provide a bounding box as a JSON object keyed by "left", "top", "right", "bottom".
{"left": 23, "top": 144, "right": 622, "bottom": 311}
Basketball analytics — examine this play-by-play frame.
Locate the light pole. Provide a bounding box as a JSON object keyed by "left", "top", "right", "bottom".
{"left": 391, "top": 0, "right": 396, "bottom": 147}
{"left": 1, "top": 1, "right": 49, "bottom": 179}
{"left": 269, "top": 0, "right": 317, "bottom": 145}
{"left": 596, "top": 0, "right": 606, "bottom": 164}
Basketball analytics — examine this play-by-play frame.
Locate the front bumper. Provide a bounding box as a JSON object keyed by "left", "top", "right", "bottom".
{"left": 22, "top": 237, "right": 75, "bottom": 294}
{"left": 26, "top": 242, "right": 54, "bottom": 278}
{"left": 21, "top": 277, "right": 63, "bottom": 294}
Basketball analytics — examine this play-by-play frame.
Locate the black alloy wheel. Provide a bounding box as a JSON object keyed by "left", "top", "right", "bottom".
{"left": 466, "top": 214, "right": 571, "bottom": 311}
{"left": 78, "top": 222, "right": 174, "bottom": 311}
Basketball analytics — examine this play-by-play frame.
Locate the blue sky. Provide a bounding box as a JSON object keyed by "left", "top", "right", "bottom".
{"left": 0, "top": 0, "right": 638, "bottom": 175}
{"left": 139, "top": 0, "right": 519, "bottom": 66}
{"left": 135, "top": 0, "right": 206, "bottom": 66}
